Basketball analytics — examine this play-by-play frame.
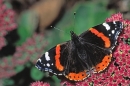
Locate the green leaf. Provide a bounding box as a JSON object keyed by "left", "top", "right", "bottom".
{"left": 3, "top": 79, "right": 14, "bottom": 86}
{"left": 30, "top": 67, "right": 44, "bottom": 80}
{"left": 16, "top": 10, "right": 39, "bottom": 45}
{"left": 51, "top": 76, "right": 60, "bottom": 86}
{"left": 15, "top": 65, "right": 25, "bottom": 73}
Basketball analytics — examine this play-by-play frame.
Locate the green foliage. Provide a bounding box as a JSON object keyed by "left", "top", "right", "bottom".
{"left": 51, "top": 76, "right": 61, "bottom": 86}
{"left": 52, "top": 1, "right": 111, "bottom": 45}
{"left": 3, "top": 79, "right": 14, "bottom": 86}
{"left": 30, "top": 67, "right": 44, "bottom": 80}
{"left": 15, "top": 1, "right": 111, "bottom": 47}
{"left": 16, "top": 10, "right": 39, "bottom": 45}
{"left": 15, "top": 65, "right": 25, "bottom": 73}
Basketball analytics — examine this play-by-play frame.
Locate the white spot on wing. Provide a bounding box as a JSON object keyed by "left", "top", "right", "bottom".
{"left": 45, "top": 68, "right": 48, "bottom": 71}
{"left": 58, "top": 74, "right": 62, "bottom": 75}
{"left": 45, "top": 52, "right": 50, "bottom": 61}
{"left": 38, "top": 59, "right": 42, "bottom": 64}
{"left": 112, "top": 30, "right": 115, "bottom": 34}
{"left": 54, "top": 73, "right": 57, "bottom": 75}
{"left": 49, "top": 69, "right": 52, "bottom": 72}
{"left": 103, "top": 23, "right": 110, "bottom": 30}
{"left": 117, "top": 32, "right": 120, "bottom": 35}
{"left": 115, "top": 35, "right": 118, "bottom": 40}
{"left": 113, "top": 21, "right": 116, "bottom": 24}
{"left": 35, "top": 65, "right": 38, "bottom": 69}
{"left": 46, "top": 63, "right": 50, "bottom": 67}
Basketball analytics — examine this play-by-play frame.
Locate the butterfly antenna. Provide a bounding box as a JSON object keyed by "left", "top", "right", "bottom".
{"left": 51, "top": 26, "right": 71, "bottom": 36}
{"left": 50, "top": 26, "right": 64, "bottom": 33}
{"left": 73, "top": 12, "right": 76, "bottom": 31}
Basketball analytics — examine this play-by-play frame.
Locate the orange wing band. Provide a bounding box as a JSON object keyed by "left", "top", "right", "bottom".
{"left": 95, "top": 54, "right": 112, "bottom": 73}
{"left": 90, "top": 28, "right": 111, "bottom": 48}
{"left": 55, "top": 44, "right": 64, "bottom": 71}
{"left": 65, "top": 71, "right": 88, "bottom": 81}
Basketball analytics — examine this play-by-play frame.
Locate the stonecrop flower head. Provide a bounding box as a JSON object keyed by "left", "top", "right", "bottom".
{"left": 0, "top": 0, "right": 17, "bottom": 50}
{"left": 0, "top": 0, "right": 17, "bottom": 78}
{"left": 30, "top": 81, "right": 50, "bottom": 86}
{"left": 60, "top": 13, "right": 130, "bottom": 86}
{"left": 0, "top": 0, "right": 49, "bottom": 79}
{"left": 0, "top": 33, "right": 48, "bottom": 78}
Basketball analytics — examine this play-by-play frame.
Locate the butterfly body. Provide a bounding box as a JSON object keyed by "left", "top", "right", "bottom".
{"left": 36, "top": 21, "right": 123, "bottom": 81}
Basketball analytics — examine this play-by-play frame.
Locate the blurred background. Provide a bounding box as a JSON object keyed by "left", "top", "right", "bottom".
{"left": 0, "top": 0, "right": 130, "bottom": 86}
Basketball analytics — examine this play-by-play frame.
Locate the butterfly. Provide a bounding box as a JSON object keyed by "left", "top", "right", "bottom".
{"left": 35, "top": 21, "right": 123, "bottom": 81}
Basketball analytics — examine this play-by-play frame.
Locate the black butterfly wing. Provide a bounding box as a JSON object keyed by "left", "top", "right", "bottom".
{"left": 81, "top": 41, "right": 112, "bottom": 73}
{"left": 79, "top": 21, "right": 123, "bottom": 49}
{"left": 63, "top": 41, "right": 91, "bottom": 81}
{"left": 78, "top": 21, "right": 123, "bottom": 72}
{"left": 35, "top": 42, "right": 69, "bottom": 76}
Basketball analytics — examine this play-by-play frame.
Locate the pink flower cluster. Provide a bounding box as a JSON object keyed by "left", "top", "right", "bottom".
{"left": 0, "top": 0, "right": 16, "bottom": 78}
{"left": 0, "top": 0, "right": 17, "bottom": 50}
{"left": 30, "top": 81, "right": 50, "bottom": 86}
{"left": 0, "top": 0, "right": 48, "bottom": 79}
{"left": 0, "top": 33, "right": 48, "bottom": 78}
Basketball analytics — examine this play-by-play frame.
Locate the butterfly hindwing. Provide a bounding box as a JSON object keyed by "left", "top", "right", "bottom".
{"left": 80, "top": 41, "right": 112, "bottom": 73}
{"left": 63, "top": 40, "right": 91, "bottom": 81}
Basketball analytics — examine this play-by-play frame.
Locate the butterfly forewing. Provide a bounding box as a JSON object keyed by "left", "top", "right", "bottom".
{"left": 80, "top": 21, "right": 123, "bottom": 49}
{"left": 36, "top": 43, "right": 68, "bottom": 75}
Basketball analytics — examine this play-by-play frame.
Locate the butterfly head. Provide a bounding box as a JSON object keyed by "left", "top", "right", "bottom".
{"left": 70, "top": 31, "right": 82, "bottom": 47}
{"left": 70, "top": 31, "right": 78, "bottom": 39}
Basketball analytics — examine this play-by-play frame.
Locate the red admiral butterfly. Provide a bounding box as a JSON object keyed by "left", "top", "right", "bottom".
{"left": 35, "top": 21, "right": 123, "bottom": 81}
